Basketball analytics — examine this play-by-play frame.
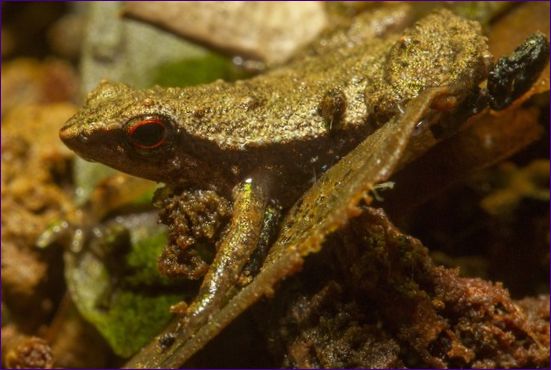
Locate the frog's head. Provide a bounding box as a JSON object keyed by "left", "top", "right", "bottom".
{"left": 60, "top": 81, "right": 215, "bottom": 185}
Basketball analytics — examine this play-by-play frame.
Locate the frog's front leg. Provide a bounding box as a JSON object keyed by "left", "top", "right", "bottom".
{"left": 178, "top": 175, "right": 271, "bottom": 327}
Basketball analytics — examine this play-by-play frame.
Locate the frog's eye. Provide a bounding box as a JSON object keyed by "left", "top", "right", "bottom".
{"left": 126, "top": 115, "right": 170, "bottom": 150}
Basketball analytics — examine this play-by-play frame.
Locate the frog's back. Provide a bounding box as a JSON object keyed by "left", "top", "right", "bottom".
{"left": 168, "top": 9, "right": 489, "bottom": 152}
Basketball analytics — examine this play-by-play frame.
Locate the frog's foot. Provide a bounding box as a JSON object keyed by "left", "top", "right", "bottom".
{"left": 488, "top": 33, "right": 549, "bottom": 110}
{"left": 156, "top": 188, "right": 232, "bottom": 280}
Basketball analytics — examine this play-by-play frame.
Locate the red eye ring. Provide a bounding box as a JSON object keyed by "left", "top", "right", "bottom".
{"left": 127, "top": 116, "right": 168, "bottom": 149}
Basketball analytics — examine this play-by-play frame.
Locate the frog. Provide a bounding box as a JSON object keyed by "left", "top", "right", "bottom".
{"left": 60, "top": 10, "right": 490, "bottom": 205}
{"left": 59, "top": 9, "right": 547, "bottom": 364}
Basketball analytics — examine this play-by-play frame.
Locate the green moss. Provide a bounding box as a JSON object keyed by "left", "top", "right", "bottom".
{"left": 153, "top": 53, "right": 249, "bottom": 87}
{"left": 125, "top": 229, "right": 172, "bottom": 286}
{"left": 66, "top": 215, "right": 188, "bottom": 358}
{"left": 92, "top": 290, "right": 181, "bottom": 358}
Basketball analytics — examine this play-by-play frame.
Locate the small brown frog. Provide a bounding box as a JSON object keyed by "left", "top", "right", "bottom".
{"left": 60, "top": 10, "right": 490, "bottom": 204}
{"left": 60, "top": 10, "right": 547, "bottom": 365}
{"left": 60, "top": 8, "right": 492, "bottom": 351}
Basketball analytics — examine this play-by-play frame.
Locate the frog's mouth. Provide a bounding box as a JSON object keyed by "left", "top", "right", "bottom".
{"left": 60, "top": 122, "right": 124, "bottom": 164}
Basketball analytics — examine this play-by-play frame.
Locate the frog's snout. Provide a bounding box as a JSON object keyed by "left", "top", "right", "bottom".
{"left": 59, "top": 120, "right": 95, "bottom": 158}
{"left": 59, "top": 124, "right": 70, "bottom": 139}
{"left": 59, "top": 118, "right": 127, "bottom": 166}
{"left": 59, "top": 124, "right": 102, "bottom": 164}
{"left": 59, "top": 122, "right": 79, "bottom": 148}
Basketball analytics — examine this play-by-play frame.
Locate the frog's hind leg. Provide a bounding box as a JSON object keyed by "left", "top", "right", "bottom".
{"left": 178, "top": 176, "right": 271, "bottom": 329}
{"left": 125, "top": 176, "right": 275, "bottom": 368}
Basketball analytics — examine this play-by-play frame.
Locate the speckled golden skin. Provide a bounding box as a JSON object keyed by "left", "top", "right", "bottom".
{"left": 60, "top": 10, "right": 489, "bottom": 197}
